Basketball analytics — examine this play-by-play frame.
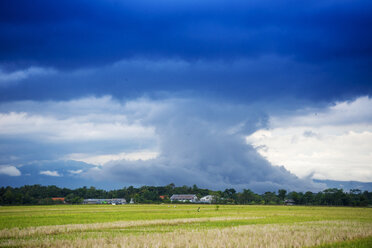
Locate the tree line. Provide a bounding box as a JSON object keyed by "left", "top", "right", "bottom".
{"left": 0, "top": 184, "right": 371, "bottom": 206}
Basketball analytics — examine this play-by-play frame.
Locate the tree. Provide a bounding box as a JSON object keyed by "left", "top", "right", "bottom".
{"left": 278, "top": 189, "right": 287, "bottom": 201}
{"left": 263, "top": 192, "right": 279, "bottom": 205}
{"left": 287, "top": 191, "right": 302, "bottom": 204}
{"left": 65, "top": 194, "right": 83, "bottom": 204}
{"left": 303, "top": 191, "right": 314, "bottom": 205}
{"left": 2, "top": 189, "right": 15, "bottom": 205}
{"left": 238, "top": 189, "right": 256, "bottom": 204}
{"left": 223, "top": 188, "right": 237, "bottom": 204}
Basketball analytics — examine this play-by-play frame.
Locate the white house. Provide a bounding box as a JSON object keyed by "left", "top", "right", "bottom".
{"left": 83, "top": 198, "right": 126, "bottom": 204}
{"left": 200, "top": 195, "right": 214, "bottom": 203}
{"left": 170, "top": 194, "right": 198, "bottom": 203}
{"left": 284, "top": 199, "right": 295, "bottom": 205}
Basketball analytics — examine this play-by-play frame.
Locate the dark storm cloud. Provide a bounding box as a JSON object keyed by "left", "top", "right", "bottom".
{"left": 1, "top": 57, "right": 371, "bottom": 103}
{"left": 0, "top": 0, "right": 371, "bottom": 104}
{"left": 1, "top": 0, "right": 371, "bottom": 68}
{"left": 87, "top": 98, "right": 323, "bottom": 192}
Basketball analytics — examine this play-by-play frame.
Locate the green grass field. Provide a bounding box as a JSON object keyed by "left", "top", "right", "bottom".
{"left": 0, "top": 204, "right": 371, "bottom": 247}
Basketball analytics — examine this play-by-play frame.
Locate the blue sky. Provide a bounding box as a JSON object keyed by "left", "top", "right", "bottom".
{"left": 0, "top": 0, "right": 371, "bottom": 192}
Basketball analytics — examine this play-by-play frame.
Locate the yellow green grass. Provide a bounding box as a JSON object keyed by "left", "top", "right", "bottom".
{"left": 0, "top": 205, "right": 371, "bottom": 247}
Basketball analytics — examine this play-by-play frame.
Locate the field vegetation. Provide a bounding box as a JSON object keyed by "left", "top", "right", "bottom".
{"left": 0, "top": 204, "right": 371, "bottom": 247}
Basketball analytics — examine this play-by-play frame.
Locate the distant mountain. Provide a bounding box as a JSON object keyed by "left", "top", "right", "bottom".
{"left": 314, "top": 179, "right": 372, "bottom": 192}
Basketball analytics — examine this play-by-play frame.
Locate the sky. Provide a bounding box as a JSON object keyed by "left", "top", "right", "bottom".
{"left": 0, "top": 0, "right": 371, "bottom": 192}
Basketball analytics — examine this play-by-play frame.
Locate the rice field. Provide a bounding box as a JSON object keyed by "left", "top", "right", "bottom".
{"left": 0, "top": 204, "right": 371, "bottom": 247}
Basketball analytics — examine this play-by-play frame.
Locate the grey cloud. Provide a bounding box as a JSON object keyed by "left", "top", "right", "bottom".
{"left": 0, "top": 96, "right": 326, "bottom": 191}
{"left": 87, "top": 98, "right": 324, "bottom": 192}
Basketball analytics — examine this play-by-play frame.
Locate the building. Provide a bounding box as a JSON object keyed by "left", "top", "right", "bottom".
{"left": 170, "top": 194, "right": 198, "bottom": 203}
{"left": 83, "top": 198, "right": 126, "bottom": 204}
{"left": 284, "top": 199, "right": 295, "bottom": 205}
{"left": 51, "top": 197, "right": 65, "bottom": 203}
{"left": 159, "top": 195, "right": 168, "bottom": 200}
{"left": 200, "top": 195, "right": 214, "bottom": 203}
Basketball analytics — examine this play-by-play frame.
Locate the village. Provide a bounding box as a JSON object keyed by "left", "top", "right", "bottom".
{"left": 51, "top": 194, "right": 296, "bottom": 205}
{"left": 49, "top": 194, "right": 216, "bottom": 205}
{"left": 81, "top": 194, "right": 215, "bottom": 205}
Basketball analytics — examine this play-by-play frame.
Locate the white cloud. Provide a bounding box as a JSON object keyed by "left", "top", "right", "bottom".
{"left": 0, "top": 165, "right": 21, "bottom": 176}
{"left": 270, "top": 96, "right": 372, "bottom": 128}
{"left": 247, "top": 96, "right": 372, "bottom": 182}
{"left": 0, "top": 101, "right": 156, "bottom": 143}
{"left": 0, "top": 96, "right": 160, "bottom": 168}
{"left": 68, "top": 169, "right": 83, "bottom": 174}
{"left": 0, "top": 67, "right": 55, "bottom": 86}
{"left": 40, "top": 170, "right": 61, "bottom": 177}
{"left": 67, "top": 151, "right": 159, "bottom": 165}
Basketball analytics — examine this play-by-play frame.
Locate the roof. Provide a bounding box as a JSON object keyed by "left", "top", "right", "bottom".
{"left": 170, "top": 194, "right": 197, "bottom": 200}
{"left": 83, "top": 198, "right": 126, "bottom": 202}
{"left": 51, "top": 197, "right": 65, "bottom": 201}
